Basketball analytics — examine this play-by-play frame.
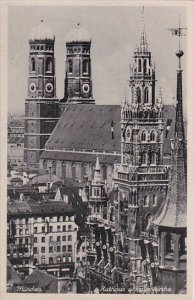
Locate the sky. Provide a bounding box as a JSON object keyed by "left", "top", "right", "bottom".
{"left": 8, "top": 5, "right": 187, "bottom": 116}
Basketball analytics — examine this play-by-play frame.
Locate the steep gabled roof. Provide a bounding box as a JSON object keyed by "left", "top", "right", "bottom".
{"left": 40, "top": 104, "right": 177, "bottom": 163}
{"left": 44, "top": 104, "right": 121, "bottom": 153}
{"left": 22, "top": 269, "right": 57, "bottom": 293}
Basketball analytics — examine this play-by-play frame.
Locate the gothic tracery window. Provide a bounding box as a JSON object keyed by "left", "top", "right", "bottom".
{"left": 165, "top": 233, "right": 174, "bottom": 255}
{"left": 46, "top": 58, "right": 52, "bottom": 72}
{"left": 150, "top": 130, "right": 156, "bottom": 141}
{"left": 144, "top": 87, "right": 149, "bottom": 103}
{"left": 137, "top": 87, "right": 141, "bottom": 103}
{"left": 150, "top": 152, "right": 157, "bottom": 165}
{"left": 83, "top": 59, "right": 89, "bottom": 74}
{"left": 142, "top": 152, "right": 147, "bottom": 165}
{"left": 141, "top": 130, "right": 147, "bottom": 141}
{"left": 52, "top": 161, "right": 56, "bottom": 175}
{"left": 143, "top": 59, "right": 147, "bottom": 75}
{"left": 68, "top": 60, "right": 73, "bottom": 73}
{"left": 143, "top": 195, "right": 149, "bottom": 206}
{"left": 138, "top": 59, "right": 142, "bottom": 72}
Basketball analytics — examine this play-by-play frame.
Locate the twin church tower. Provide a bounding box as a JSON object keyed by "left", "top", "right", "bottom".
{"left": 24, "top": 21, "right": 94, "bottom": 170}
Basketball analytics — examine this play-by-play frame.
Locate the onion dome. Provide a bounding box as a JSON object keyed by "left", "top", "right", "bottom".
{"left": 29, "top": 20, "right": 54, "bottom": 41}
{"left": 66, "top": 23, "right": 91, "bottom": 43}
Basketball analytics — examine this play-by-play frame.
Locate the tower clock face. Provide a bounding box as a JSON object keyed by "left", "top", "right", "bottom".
{"left": 45, "top": 83, "right": 53, "bottom": 93}
{"left": 82, "top": 83, "right": 90, "bottom": 94}
{"left": 30, "top": 83, "right": 36, "bottom": 92}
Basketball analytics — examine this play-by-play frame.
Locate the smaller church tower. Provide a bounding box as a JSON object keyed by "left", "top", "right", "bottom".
{"left": 63, "top": 23, "right": 95, "bottom": 104}
{"left": 24, "top": 21, "right": 59, "bottom": 171}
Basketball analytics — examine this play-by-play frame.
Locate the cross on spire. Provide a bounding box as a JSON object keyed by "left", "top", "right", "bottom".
{"left": 168, "top": 15, "right": 187, "bottom": 69}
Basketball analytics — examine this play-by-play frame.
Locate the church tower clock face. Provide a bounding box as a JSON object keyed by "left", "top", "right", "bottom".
{"left": 82, "top": 83, "right": 90, "bottom": 94}
{"left": 45, "top": 82, "right": 53, "bottom": 93}
{"left": 30, "top": 83, "right": 36, "bottom": 93}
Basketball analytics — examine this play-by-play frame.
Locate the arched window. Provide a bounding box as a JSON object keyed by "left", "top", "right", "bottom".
{"left": 43, "top": 160, "right": 47, "bottom": 169}
{"left": 46, "top": 58, "right": 52, "bottom": 72}
{"left": 137, "top": 87, "right": 141, "bottom": 103}
{"left": 153, "top": 195, "right": 157, "bottom": 206}
{"left": 52, "top": 161, "right": 56, "bottom": 175}
{"left": 68, "top": 60, "right": 73, "bottom": 73}
{"left": 144, "top": 87, "right": 149, "bottom": 103}
{"left": 72, "top": 163, "right": 76, "bottom": 179}
{"left": 141, "top": 130, "right": 147, "bottom": 141}
{"left": 166, "top": 233, "right": 174, "bottom": 255}
{"left": 143, "top": 195, "right": 149, "bottom": 206}
{"left": 31, "top": 58, "right": 35, "bottom": 72}
{"left": 102, "top": 165, "right": 107, "bottom": 180}
{"left": 62, "top": 162, "right": 66, "bottom": 179}
{"left": 143, "top": 59, "right": 147, "bottom": 75}
{"left": 81, "top": 163, "right": 87, "bottom": 180}
{"left": 138, "top": 59, "right": 142, "bottom": 72}
{"left": 150, "top": 152, "right": 157, "bottom": 165}
{"left": 150, "top": 130, "right": 156, "bottom": 142}
{"left": 83, "top": 60, "right": 89, "bottom": 74}
{"left": 142, "top": 152, "right": 147, "bottom": 165}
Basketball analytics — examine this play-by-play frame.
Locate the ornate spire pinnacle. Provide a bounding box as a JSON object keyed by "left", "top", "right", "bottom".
{"left": 136, "top": 7, "right": 149, "bottom": 52}
{"left": 93, "top": 156, "right": 102, "bottom": 184}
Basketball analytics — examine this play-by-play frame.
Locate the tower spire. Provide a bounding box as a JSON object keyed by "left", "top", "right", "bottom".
{"left": 137, "top": 7, "right": 148, "bottom": 52}
{"left": 154, "top": 15, "right": 187, "bottom": 228}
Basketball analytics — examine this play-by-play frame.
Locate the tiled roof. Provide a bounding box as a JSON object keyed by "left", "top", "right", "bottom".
{"left": 30, "top": 174, "right": 61, "bottom": 185}
{"left": 8, "top": 200, "right": 74, "bottom": 216}
{"left": 7, "top": 260, "right": 21, "bottom": 284}
{"left": 22, "top": 269, "right": 57, "bottom": 293}
{"left": 8, "top": 136, "right": 24, "bottom": 144}
{"left": 41, "top": 150, "right": 120, "bottom": 165}
{"left": 40, "top": 104, "right": 177, "bottom": 163}
{"left": 154, "top": 137, "right": 187, "bottom": 228}
{"left": 44, "top": 104, "right": 121, "bottom": 153}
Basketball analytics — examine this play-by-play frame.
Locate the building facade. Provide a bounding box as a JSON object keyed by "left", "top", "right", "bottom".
{"left": 7, "top": 199, "right": 78, "bottom": 279}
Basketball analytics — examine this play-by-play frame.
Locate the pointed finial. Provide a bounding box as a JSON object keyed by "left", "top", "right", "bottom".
{"left": 136, "top": 7, "right": 148, "bottom": 52}
{"left": 95, "top": 156, "right": 100, "bottom": 171}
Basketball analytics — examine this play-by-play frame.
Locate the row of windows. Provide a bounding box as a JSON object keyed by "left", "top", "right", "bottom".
{"left": 34, "top": 255, "right": 72, "bottom": 265}
{"left": 125, "top": 128, "right": 157, "bottom": 142}
{"left": 31, "top": 57, "right": 53, "bottom": 72}
{"left": 141, "top": 152, "right": 157, "bottom": 165}
{"left": 34, "top": 235, "right": 72, "bottom": 243}
{"left": 44, "top": 160, "right": 108, "bottom": 180}
{"left": 34, "top": 225, "right": 73, "bottom": 233}
{"left": 136, "top": 58, "right": 150, "bottom": 75}
{"left": 136, "top": 87, "right": 149, "bottom": 104}
{"left": 30, "top": 45, "right": 53, "bottom": 51}
{"left": 34, "top": 216, "right": 73, "bottom": 222}
{"left": 67, "top": 59, "right": 89, "bottom": 74}
{"left": 67, "top": 47, "right": 89, "bottom": 54}
{"left": 143, "top": 195, "right": 157, "bottom": 206}
{"left": 34, "top": 244, "right": 73, "bottom": 254}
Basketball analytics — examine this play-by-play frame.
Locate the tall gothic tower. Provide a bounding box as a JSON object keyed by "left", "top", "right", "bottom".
{"left": 121, "top": 10, "right": 164, "bottom": 167}
{"left": 63, "top": 23, "right": 95, "bottom": 104}
{"left": 24, "top": 21, "right": 60, "bottom": 171}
